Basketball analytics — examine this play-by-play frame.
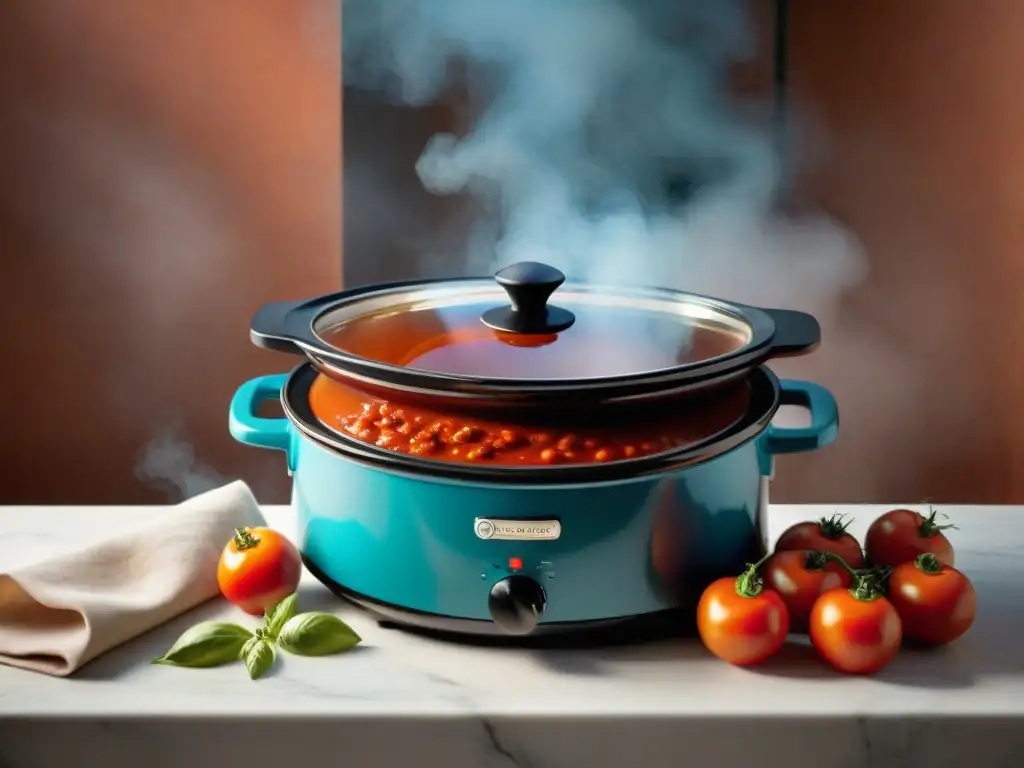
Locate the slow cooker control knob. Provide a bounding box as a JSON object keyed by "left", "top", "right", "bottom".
{"left": 488, "top": 575, "right": 547, "bottom": 635}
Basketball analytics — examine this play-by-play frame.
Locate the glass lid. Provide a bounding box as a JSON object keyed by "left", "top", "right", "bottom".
{"left": 249, "top": 261, "right": 822, "bottom": 406}
{"left": 312, "top": 262, "right": 754, "bottom": 382}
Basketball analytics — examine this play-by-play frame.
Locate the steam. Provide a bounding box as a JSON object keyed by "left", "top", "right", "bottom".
{"left": 135, "top": 423, "right": 226, "bottom": 502}
{"left": 338, "top": 0, "right": 964, "bottom": 501}
{"left": 342, "top": 0, "right": 866, "bottom": 314}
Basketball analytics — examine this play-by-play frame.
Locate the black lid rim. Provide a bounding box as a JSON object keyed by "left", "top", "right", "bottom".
{"left": 255, "top": 275, "right": 781, "bottom": 405}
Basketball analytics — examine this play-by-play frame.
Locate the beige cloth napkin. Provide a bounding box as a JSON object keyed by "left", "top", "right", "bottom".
{"left": 0, "top": 480, "right": 266, "bottom": 677}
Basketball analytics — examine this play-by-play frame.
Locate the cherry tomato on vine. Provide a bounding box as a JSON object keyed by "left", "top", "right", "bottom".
{"left": 808, "top": 554, "right": 902, "bottom": 674}
{"left": 763, "top": 550, "right": 853, "bottom": 632}
{"left": 774, "top": 514, "right": 865, "bottom": 568}
{"left": 887, "top": 554, "right": 976, "bottom": 646}
{"left": 697, "top": 556, "right": 790, "bottom": 666}
{"left": 865, "top": 508, "right": 956, "bottom": 568}
{"left": 217, "top": 526, "right": 302, "bottom": 616}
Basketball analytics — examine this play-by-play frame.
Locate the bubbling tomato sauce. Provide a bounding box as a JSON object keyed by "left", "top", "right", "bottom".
{"left": 308, "top": 374, "right": 751, "bottom": 467}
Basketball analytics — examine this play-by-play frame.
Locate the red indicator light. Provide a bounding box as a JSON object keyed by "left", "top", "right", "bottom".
{"left": 508, "top": 557, "right": 523, "bottom": 570}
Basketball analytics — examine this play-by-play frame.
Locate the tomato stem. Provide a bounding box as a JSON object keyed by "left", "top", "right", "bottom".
{"left": 870, "top": 564, "right": 893, "bottom": 589}
{"left": 804, "top": 551, "right": 828, "bottom": 571}
{"left": 734, "top": 551, "right": 774, "bottom": 598}
{"left": 915, "top": 553, "right": 943, "bottom": 574}
{"left": 821, "top": 551, "right": 885, "bottom": 602}
{"left": 233, "top": 527, "right": 261, "bottom": 551}
{"left": 919, "top": 510, "right": 957, "bottom": 538}
{"left": 817, "top": 513, "right": 852, "bottom": 540}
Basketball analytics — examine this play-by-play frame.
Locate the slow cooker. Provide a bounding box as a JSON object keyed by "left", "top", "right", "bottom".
{"left": 229, "top": 262, "right": 838, "bottom": 640}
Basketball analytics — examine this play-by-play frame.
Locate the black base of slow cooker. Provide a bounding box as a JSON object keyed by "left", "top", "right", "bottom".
{"left": 303, "top": 556, "right": 698, "bottom": 647}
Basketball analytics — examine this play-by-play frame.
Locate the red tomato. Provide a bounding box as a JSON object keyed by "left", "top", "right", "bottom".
{"left": 809, "top": 585, "right": 902, "bottom": 674}
{"left": 865, "top": 509, "right": 955, "bottom": 568}
{"left": 887, "top": 554, "right": 976, "bottom": 646}
{"left": 697, "top": 561, "right": 790, "bottom": 666}
{"left": 775, "top": 514, "right": 865, "bottom": 568}
{"left": 763, "top": 550, "right": 853, "bottom": 632}
{"left": 217, "top": 527, "right": 303, "bottom": 616}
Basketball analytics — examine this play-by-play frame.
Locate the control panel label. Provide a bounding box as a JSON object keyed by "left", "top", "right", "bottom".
{"left": 474, "top": 518, "right": 561, "bottom": 541}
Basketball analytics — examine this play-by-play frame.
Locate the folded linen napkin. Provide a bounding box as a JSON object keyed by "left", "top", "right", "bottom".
{"left": 0, "top": 480, "right": 266, "bottom": 677}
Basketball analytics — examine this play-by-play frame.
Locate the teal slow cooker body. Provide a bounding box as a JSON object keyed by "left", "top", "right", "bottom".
{"left": 228, "top": 364, "right": 838, "bottom": 634}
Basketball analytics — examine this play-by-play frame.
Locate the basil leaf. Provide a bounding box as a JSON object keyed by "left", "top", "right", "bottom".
{"left": 263, "top": 593, "right": 298, "bottom": 641}
{"left": 153, "top": 622, "right": 253, "bottom": 668}
{"left": 278, "top": 612, "right": 361, "bottom": 656}
{"left": 241, "top": 635, "right": 259, "bottom": 659}
{"left": 243, "top": 637, "right": 276, "bottom": 680}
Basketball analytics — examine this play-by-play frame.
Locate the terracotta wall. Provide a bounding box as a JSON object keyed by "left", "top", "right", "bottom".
{"left": 772, "top": 0, "right": 1024, "bottom": 503}
{"left": 2, "top": 1, "right": 1023, "bottom": 504}
{"left": 0, "top": 0, "right": 341, "bottom": 504}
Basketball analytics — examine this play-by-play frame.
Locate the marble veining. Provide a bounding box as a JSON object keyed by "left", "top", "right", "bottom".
{"left": 0, "top": 503, "right": 1022, "bottom": 768}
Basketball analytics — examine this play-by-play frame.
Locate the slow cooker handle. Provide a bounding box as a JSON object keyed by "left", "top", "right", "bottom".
{"left": 762, "top": 380, "right": 839, "bottom": 455}
{"left": 250, "top": 300, "right": 307, "bottom": 355}
{"left": 228, "top": 374, "right": 295, "bottom": 471}
{"left": 480, "top": 261, "right": 577, "bottom": 335}
{"left": 762, "top": 308, "right": 821, "bottom": 357}
{"left": 251, "top": 297, "right": 343, "bottom": 359}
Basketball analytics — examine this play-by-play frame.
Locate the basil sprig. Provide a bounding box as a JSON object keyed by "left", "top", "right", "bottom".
{"left": 153, "top": 594, "right": 362, "bottom": 681}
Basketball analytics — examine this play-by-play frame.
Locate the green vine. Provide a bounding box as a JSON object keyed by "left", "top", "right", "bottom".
{"left": 734, "top": 552, "right": 775, "bottom": 598}
{"left": 821, "top": 551, "right": 886, "bottom": 601}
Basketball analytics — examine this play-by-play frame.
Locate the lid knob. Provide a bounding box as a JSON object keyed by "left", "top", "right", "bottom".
{"left": 480, "top": 261, "right": 577, "bottom": 335}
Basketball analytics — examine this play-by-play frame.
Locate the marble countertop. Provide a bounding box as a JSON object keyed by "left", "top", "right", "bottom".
{"left": 1, "top": 502, "right": 1022, "bottom": 768}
